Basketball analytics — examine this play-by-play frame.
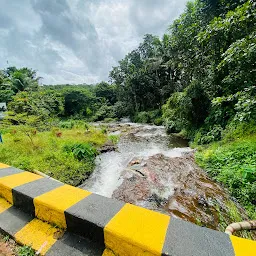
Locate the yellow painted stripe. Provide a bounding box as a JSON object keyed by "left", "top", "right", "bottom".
{"left": 104, "top": 203, "right": 170, "bottom": 256}
{"left": 0, "top": 197, "right": 12, "bottom": 214}
{"left": 231, "top": 235, "right": 256, "bottom": 256}
{"left": 0, "top": 163, "right": 10, "bottom": 169}
{"left": 34, "top": 185, "right": 91, "bottom": 228}
{"left": 0, "top": 172, "right": 43, "bottom": 203}
{"left": 15, "top": 219, "right": 61, "bottom": 255}
{"left": 102, "top": 248, "right": 115, "bottom": 256}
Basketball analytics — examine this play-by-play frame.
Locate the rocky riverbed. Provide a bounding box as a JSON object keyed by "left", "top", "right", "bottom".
{"left": 82, "top": 122, "right": 255, "bottom": 239}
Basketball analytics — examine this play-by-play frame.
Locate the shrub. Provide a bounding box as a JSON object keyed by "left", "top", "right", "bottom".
{"left": 63, "top": 143, "right": 98, "bottom": 162}
{"left": 108, "top": 135, "right": 120, "bottom": 144}
{"left": 103, "top": 117, "right": 117, "bottom": 123}
{"left": 133, "top": 110, "right": 162, "bottom": 125}
{"left": 92, "top": 104, "right": 116, "bottom": 121}
{"left": 58, "top": 120, "right": 75, "bottom": 129}
{"left": 133, "top": 111, "right": 149, "bottom": 123}
{"left": 196, "top": 135, "right": 256, "bottom": 218}
{"left": 193, "top": 125, "right": 224, "bottom": 145}
{"left": 18, "top": 245, "right": 35, "bottom": 256}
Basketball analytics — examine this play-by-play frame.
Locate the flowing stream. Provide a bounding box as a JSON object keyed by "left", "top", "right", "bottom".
{"left": 81, "top": 122, "right": 191, "bottom": 197}
{"left": 80, "top": 122, "right": 255, "bottom": 238}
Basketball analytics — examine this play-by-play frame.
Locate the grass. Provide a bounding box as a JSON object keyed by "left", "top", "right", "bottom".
{"left": 18, "top": 245, "right": 35, "bottom": 256}
{"left": 0, "top": 124, "right": 108, "bottom": 186}
{"left": 195, "top": 133, "right": 256, "bottom": 219}
{"left": 0, "top": 232, "right": 35, "bottom": 256}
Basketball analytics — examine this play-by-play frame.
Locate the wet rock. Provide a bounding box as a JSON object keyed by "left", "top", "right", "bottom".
{"left": 87, "top": 122, "right": 254, "bottom": 239}
{"left": 99, "top": 141, "right": 117, "bottom": 153}
{"left": 197, "top": 195, "right": 209, "bottom": 207}
{"left": 112, "top": 153, "right": 256, "bottom": 239}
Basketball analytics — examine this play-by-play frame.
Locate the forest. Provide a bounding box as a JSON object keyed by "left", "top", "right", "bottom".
{"left": 0, "top": 0, "right": 255, "bottom": 218}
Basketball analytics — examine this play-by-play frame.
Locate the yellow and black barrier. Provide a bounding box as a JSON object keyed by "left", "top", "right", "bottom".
{"left": 0, "top": 163, "right": 255, "bottom": 255}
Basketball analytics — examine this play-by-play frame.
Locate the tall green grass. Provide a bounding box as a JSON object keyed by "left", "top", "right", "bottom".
{"left": 0, "top": 125, "right": 107, "bottom": 186}
{"left": 196, "top": 134, "right": 256, "bottom": 219}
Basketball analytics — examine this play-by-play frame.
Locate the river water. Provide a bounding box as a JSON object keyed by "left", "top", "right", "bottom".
{"left": 81, "top": 123, "right": 192, "bottom": 197}
{"left": 81, "top": 122, "right": 254, "bottom": 238}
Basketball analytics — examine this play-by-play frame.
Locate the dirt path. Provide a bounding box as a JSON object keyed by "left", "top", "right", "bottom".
{"left": 0, "top": 234, "right": 17, "bottom": 256}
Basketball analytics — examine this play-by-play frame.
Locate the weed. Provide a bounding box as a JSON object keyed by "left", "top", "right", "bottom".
{"left": 18, "top": 245, "right": 35, "bottom": 256}
{"left": 3, "top": 235, "right": 10, "bottom": 242}
{"left": 196, "top": 134, "right": 256, "bottom": 219}
{"left": 108, "top": 135, "right": 120, "bottom": 144}
{"left": 0, "top": 124, "right": 107, "bottom": 186}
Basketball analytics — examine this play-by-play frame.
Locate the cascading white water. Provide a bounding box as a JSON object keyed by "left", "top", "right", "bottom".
{"left": 80, "top": 123, "right": 192, "bottom": 197}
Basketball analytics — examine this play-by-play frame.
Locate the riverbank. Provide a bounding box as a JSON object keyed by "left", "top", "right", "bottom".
{"left": 0, "top": 124, "right": 108, "bottom": 186}
{"left": 195, "top": 133, "right": 256, "bottom": 220}
{"left": 81, "top": 122, "right": 255, "bottom": 239}
{"left": 1, "top": 121, "right": 255, "bottom": 239}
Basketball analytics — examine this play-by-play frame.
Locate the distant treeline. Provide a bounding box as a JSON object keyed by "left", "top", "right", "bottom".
{"left": 1, "top": 0, "right": 256, "bottom": 143}
{"left": 0, "top": 66, "right": 120, "bottom": 127}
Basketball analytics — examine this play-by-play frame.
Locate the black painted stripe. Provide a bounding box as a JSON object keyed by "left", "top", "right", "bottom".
{"left": 0, "top": 167, "right": 23, "bottom": 178}
{"left": 65, "top": 193, "right": 125, "bottom": 245}
{"left": 162, "top": 217, "right": 235, "bottom": 256}
{"left": 0, "top": 206, "right": 33, "bottom": 236}
{"left": 12, "top": 178, "right": 63, "bottom": 216}
{"left": 46, "top": 232, "right": 104, "bottom": 256}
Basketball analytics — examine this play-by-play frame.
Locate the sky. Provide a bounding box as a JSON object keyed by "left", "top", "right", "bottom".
{"left": 0, "top": 0, "right": 188, "bottom": 85}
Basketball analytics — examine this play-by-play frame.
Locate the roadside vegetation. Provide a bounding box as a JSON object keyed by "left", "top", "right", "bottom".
{"left": 196, "top": 129, "right": 256, "bottom": 219}
{"left": 0, "top": 0, "right": 255, "bottom": 221}
{"left": 0, "top": 233, "right": 35, "bottom": 256}
{"left": 0, "top": 123, "right": 107, "bottom": 186}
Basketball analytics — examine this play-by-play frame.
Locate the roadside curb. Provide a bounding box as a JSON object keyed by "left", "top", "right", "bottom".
{"left": 0, "top": 163, "right": 255, "bottom": 255}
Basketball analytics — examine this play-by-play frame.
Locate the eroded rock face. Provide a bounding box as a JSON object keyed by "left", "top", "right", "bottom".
{"left": 99, "top": 141, "right": 117, "bottom": 153}
{"left": 112, "top": 153, "right": 256, "bottom": 238}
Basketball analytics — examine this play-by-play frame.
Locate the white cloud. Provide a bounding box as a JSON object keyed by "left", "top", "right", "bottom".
{"left": 0, "top": 0, "right": 188, "bottom": 84}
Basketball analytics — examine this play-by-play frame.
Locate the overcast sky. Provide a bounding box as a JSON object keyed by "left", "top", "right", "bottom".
{"left": 0, "top": 0, "right": 188, "bottom": 85}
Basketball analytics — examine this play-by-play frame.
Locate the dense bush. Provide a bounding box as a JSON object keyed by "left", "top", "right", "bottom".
{"left": 58, "top": 120, "right": 75, "bottom": 129}
{"left": 91, "top": 104, "right": 116, "bottom": 121}
{"left": 196, "top": 135, "right": 256, "bottom": 218}
{"left": 133, "top": 110, "right": 163, "bottom": 125}
{"left": 63, "top": 142, "right": 98, "bottom": 162}
{"left": 191, "top": 86, "right": 256, "bottom": 144}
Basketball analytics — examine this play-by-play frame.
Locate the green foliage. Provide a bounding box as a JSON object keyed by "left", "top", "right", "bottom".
{"left": 94, "top": 82, "right": 117, "bottom": 105}
{"left": 63, "top": 90, "right": 94, "bottom": 117}
{"left": 163, "top": 92, "right": 190, "bottom": 133}
{"left": 107, "top": 0, "right": 256, "bottom": 132}
{"left": 0, "top": 67, "right": 120, "bottom": 124}
{"left": 108, "top": 135, "right": 120, "bottom": 144}
{"left": 63, "top": 143, "right": 98, "bottom": 162}
{"left": 1, "top": 1, "right": 255, "bottom": 129}
{"left": 133, "top": 110, "right": 163, "bottom": 125}
{"left": 196, "top": 135, "right": 256, "bottom": 218}
{"left": 193, "top": 125, "right": 224, "bottom": 145}
{"left": 133, "top": 112, "right": 150, "bottom": 124}
{"left": 59, "top": 120, "right": 75, "bottom": 129}
{"left": 222, "top": 121, "right": 256, "bottom": 142}
{"left": 3, "top": 235, "right": 10, "bottom": 242}
{"left": 0, "top": 125, "right": 107, "bottom": 186}
{"left": 191, "top": 86, "right": 256, "bottom": 144}
{"left": 100, "top": 126, "right": 107, "bottom": 134}
{"left": 4, "top": 89, "right": 64, "bottom": 129}
{"left": 18, "top": 245, "right": 35, "bottom": 256}
{"left": 92, "top": 104, "right": 116, "bottom": 121}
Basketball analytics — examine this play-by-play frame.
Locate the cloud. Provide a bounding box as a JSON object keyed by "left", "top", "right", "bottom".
{"left": 0, "top": 0, "right": 188, "bottom": 84}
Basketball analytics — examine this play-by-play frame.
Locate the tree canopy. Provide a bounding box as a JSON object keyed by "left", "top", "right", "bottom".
{"left": 1, "top": 0, "right": 255, "bottom": 142}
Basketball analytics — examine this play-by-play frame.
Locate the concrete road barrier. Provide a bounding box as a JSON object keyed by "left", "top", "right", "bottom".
{"left": 0, "top": 163, "right": 255, "bottom": 255}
